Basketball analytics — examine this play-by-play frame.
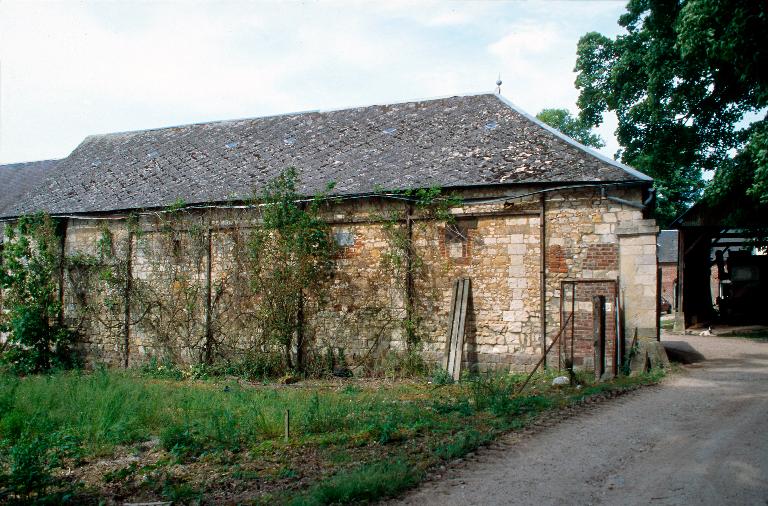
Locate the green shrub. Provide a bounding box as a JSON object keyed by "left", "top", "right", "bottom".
{"left": 140, "top": 356, "right": 183, "bottom": 380}
{"left": 0, "top": 433, "right": 80, "bottom": 503}
{"left": 290, "top": 460, "right": 421, "bottom": 505}
{"left": 430, "top": 367, "right": 454, "bottom": 385}
{"left": 0, "top": 214, "right": 79, "bottom": 375}
{"left": 160, "top": 424, "right": 206, "bottom": 461}
{"left": 161, "top": 477, "right": 202, "bottom": 504}
{"left": 378, "top": 350, "right": 428, "bottom": 379}
{"left": 467, "top": 372, "right": 516, "bottom": 415}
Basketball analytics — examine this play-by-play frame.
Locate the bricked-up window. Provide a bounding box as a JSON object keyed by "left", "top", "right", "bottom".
{"left": 583, "top": 244, "right": 619, "bottom": 271}
{"left": 444, "top": 223, "right": 469, "bottom": 259}
{"left": 333, "top": 231, "right": 355, "bottom": 248}
{"left": 546, "top": 245, "right": 568, "bottom": 273}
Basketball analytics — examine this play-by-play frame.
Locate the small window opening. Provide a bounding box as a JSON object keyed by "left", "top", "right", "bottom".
{"left": 445, "top": 223, "right": 469, "bottom": 259}
{"left": 334, "top": 231, "right": 356, "bottom": 248}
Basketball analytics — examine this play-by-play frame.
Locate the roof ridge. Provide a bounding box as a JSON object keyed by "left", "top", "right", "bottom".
{"left": 84, "top": 91, "right": 498, "bottom": 140}
{"left": 0, "top": 159, "right": 60, "bottom": 169}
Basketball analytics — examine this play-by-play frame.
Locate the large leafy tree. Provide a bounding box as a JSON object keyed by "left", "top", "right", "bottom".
{"left": 536, "top": 108, "right": 605, "bottom": 149}
{"left": 574, "top": 0, "right": 768, "bottom": 225}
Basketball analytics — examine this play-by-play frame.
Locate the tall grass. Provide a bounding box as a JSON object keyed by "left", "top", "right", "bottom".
{"left": 0, "top": 370, "right": 434, "bottom": 457}
{"left": 0, "top": 367, "right": 665, "bottom": 504}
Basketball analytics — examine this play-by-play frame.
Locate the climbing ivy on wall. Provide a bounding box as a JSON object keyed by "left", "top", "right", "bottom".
{"left": 378, "top": 187, "right": 462, "bottom": 351}
{"left": 247, "top": 167, "right": 337, "bottom": 372}
{"left": 6, "top": 171, "right": 463, "bottom": 378}
{"left": 0, "top": 214, "right": 77, "bottom": 374}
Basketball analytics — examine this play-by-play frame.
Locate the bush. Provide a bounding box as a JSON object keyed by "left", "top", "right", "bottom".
{"left": 140, "top": 356, "right": 183, "bottom": 380}
{"left": 430, "top": 367, "right": 454, "bottom": 386}
{"left": 160, "top": 424, "right": 206, "bottom": 461}
{"left": 0, "top": 214, "right": 78, "bottom": 375}
{"left": 0, "top": 433, "right": 80, "bottom": 503}
{"left": 378, "top": 350, "right": 428, "bottom": 379}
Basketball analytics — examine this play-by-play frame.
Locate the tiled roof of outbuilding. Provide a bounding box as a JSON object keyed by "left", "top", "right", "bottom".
{"left": 7, "top": 93, "right": 650, "bottom": 217}
{"left": 0, "top": 160, "right": 60, "bottom": 217}
{"left": 657, "top": 230, "right": 679, "bottom": 263}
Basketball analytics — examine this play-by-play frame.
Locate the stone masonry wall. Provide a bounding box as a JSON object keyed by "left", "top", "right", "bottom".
{"left": 3, "top": 185, "right": 659, "bottom": 373}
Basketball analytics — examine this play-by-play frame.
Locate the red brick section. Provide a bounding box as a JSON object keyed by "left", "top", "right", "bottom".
{"left": 660, "top": 264, "right": 677, "bottom": 308}
{"left": 551, "top": 281, "right": 618, "bottom": 372}
{"left": 439, "top": 225, "right": 474, "bottom": 265}
{"left": 334, "top": 237, "right": 363, "bottom": 259}
{"left": 546, "top": 245, "right": 568, "bottom": 273}
{"left": 583, "top": 244, "right": 618, "bottom": 271}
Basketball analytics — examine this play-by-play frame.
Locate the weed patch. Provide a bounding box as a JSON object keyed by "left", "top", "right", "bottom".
{"left": 0, "top": 367, "right": 664, "bottom": 504}
{"left": 290, "top": 460, "right": 421, "bottom": 506}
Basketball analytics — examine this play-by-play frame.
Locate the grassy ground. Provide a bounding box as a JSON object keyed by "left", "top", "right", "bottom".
{"left": 0, "top": 367, "right": 664, "bottom": 505}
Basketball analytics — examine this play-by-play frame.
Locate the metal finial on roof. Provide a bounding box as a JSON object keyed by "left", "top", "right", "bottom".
{"left": 496, "top": 74, "right": 502, "bottom": 94}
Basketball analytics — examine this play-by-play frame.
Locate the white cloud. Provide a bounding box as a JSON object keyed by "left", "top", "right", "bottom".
{"left": 0, "top": 1, "right": 626, "bottom": 163}
{"left": 488, "top": 23, "right": 563, "bottom": 57}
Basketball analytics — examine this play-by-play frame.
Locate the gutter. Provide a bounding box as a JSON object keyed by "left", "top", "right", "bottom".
{"left": 601, "top": 187, "right": 655, "bottom": 211}
{"left": 0, "top": 180, "right": 654, "bottom": 223}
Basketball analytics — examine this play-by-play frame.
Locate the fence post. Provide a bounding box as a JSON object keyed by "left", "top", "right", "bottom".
{"left": 593, "top": 295, "right": 606, "bottom": 380}
{"left": 284, "top": 409, "right": 290, "bottom": 443}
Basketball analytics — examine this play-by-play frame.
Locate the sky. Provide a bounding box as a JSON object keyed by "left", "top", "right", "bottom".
{"left": 0, "top": 0, "right": 629, "bottom": 165}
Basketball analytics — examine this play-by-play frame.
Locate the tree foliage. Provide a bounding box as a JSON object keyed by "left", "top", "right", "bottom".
{"left": 247, "top": 167, "right": 336, "bottom": 372}
{"left": 574, "top": 0, "right": 768, "bottom": 225}
{"left": 0, "top": 214, "right": 77, "bottom": 374}
{"left": 535, "top": 108, "right": 605, "bottom": 148}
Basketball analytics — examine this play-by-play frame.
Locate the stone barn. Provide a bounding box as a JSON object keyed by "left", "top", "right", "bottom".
{"left": 0, "top": 93, "right": 659, "bottom": 374}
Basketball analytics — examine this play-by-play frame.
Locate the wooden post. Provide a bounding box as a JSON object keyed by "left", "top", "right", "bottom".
{"left": 204, "top": 227, "right": 213, "bottom": 364}
{"left": 284, "top": 409, "right": 290, "bottom": 442}
{"left": 405, "top": 204, "right": 415, "bottom": 347}
{"left": 539, "top": 194, "right": 547, "bottom": 367}
{"left": 57, "top": 219, "right": 68, "bottom": 327}
{"left": 593, "top": 295, "right": 606, "bottom": 380}
{"left": 443, "top": 278, "right": 470, "bottom": 381}
{"left": 123, "top": 231, "right": 133, "bottom": 369}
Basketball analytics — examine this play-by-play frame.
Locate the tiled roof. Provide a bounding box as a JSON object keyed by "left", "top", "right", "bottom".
{"left": 7, "top": 93, "right": 650, "bottom": 216}
{"left": 0, "top": 160, "right": 60, "bottom": 217}
{"left": 657, "top": 230, "right": 678, "bottom": 263}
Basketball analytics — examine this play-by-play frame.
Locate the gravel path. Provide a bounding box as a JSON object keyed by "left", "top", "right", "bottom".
{"left": 394, "top": 335, "right": 768, "bottom": 506}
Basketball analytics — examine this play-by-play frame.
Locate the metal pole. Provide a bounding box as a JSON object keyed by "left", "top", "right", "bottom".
{"left": 570, "top": 283, "right": 576, "bottom": 371}
{"left": 539, "top": 194, "right": 547, "bottom": 367}
{"left": 593, "top": 295, "right": 606, "bottom": 380}
{"left": 123, "top": 231, "right": 133, "bottom": 369}
{"left": 517, "top": 312, "right": 573, "bottom": 395}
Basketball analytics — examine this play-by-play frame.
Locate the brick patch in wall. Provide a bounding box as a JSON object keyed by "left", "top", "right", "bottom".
{"left": 438, "top": 219, "right": 477, "bottom": 265}
{"left": 552, "top": 280, "right": 617, "bottom": 371}
{"left": 583, "top": 243, "right": 618, "bottom": 270}
{"left": 546, "top": 244, "right": 568, "bottom": 273}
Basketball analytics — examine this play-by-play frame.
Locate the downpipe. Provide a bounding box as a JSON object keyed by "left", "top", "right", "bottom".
{"left": 601, "top": 187, "right": 655, "bottom": 210}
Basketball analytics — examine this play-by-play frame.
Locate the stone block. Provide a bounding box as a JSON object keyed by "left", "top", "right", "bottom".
{"left": 595, "top": 223, "right": 612, "bottom": 235}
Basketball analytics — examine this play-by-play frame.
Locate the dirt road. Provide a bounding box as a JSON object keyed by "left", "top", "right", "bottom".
{"left": 395, "top": 335, "right": 768, "bottom": 505}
